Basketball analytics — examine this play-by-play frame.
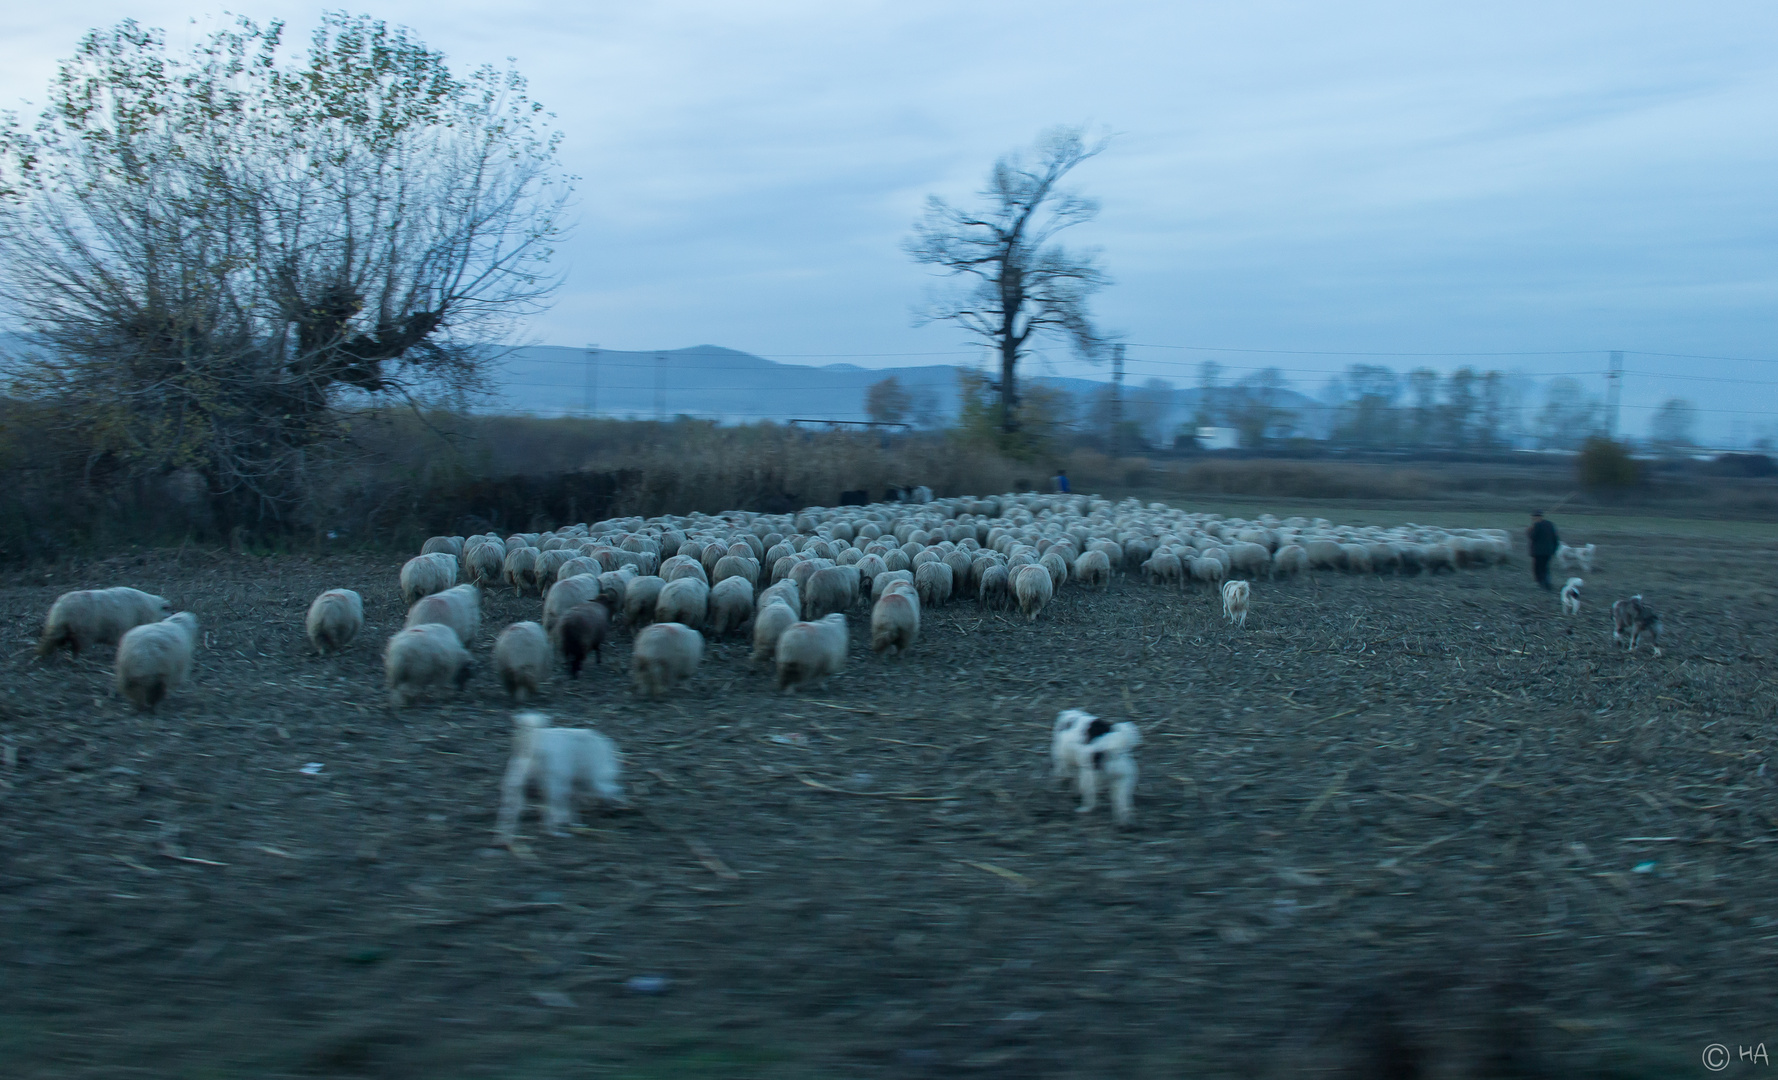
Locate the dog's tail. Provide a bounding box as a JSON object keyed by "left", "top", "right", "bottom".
{"left": 1086, "top": 720, "right": 1141, "bottom": 757}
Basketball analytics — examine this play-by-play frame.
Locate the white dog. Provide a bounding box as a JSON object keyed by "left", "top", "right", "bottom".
{"left": 1560, "top": 577, "right": 1583, "bottom": 616}
{"left": 496, "top": 712, "right": 628, "bottom": 839}
{"left": 1220, "top": 579, "right": 1251, "bottom": 627}
{"left": 1050, "top": 709, "right": 1141, "bottom": 825}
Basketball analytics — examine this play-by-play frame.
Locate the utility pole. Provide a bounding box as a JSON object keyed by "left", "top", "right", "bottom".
{"left": 583, "top": 343, "right": 598, "bottom": 418}
{"left": 654, "top": 352, "right": 666, "bottom": 421}
{"left": 1605, "top": 350, "right": 1623, "bottom": 437}
{"left": 1109, "top": 343, "right": 1125, "bottom": 454}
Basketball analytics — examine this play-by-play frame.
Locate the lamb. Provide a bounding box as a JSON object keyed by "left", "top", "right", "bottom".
{"left": 1014, "top": 563, "right": 1054, "bottom": 621}
{"left": 552, "top": 601, "right": 609, "bottom": 677}
{"left": 1221, "top": 579, "right": 1251, "bottom": 627}
{"left": 631, "top": 622, "right": 704, "bottom": 697}
{"left": 1073, "top": 549, "right": 1112, "bottom": 590}
{"left": 384, "top": 623, "right": 473, "bottom": 707}
{"left": 654, "top": 577, "right": 711, "bottom": 630}
{"left": 870, "top": 590, "right": 920, "bottom": 656}
{"left": 1611, "top": 595, "right": 1663, "bottom": 656}
{"left": 803, "top": 565, "right": 859, "bottom": 620}
{"left": 404, "top": 583, "right": 481, "bottom": 646}
{"left": 493, "top": 621, "right": 550, "bottom": 701}
{"left": 1560, "top": 577, "right": 1583, "bottom": 616}
{"left": 621, "top": 575, "right": 668, "bottom": 628}
{"left": 751, "top": 599, "right": 800, "bottom": 664}
{"left": 115, "top": 612, "right": 199, "bottom": 711}
{"left": 495, "top": 712, "right": 628, "bottom": 840}
{"left": 38, "top": 586, "right": 173, "bottom": 658}
{"left": 400, "top": 552, "right": 459, "bottom": 606}
{"left": 914, "top": 560, "right": 954, "bottom": 608}
{"left": 1049, "top": 709, "right": 1141, "bottom": 825}
{"left": 707, "top": 575, "right": 754, "bottom": 638}
{"left": 775, "top": 613, "right": 849, "bottom": 692}
{"left": 305, "top": 589, "right": 364, "bottom": 654}
{"left": 978, "top": 563, "right": 1012, "bottom": 608}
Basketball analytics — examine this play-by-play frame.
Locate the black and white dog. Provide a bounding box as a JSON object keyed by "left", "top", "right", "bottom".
{"left": 1050, "top": 709, "right": 1141, "bottom": 825}
{"left": 1611, "top": 594, "right": 1663, "bottom": 656}
{"left": 1560, "top": 577, "right": 1583, "bottom": 616}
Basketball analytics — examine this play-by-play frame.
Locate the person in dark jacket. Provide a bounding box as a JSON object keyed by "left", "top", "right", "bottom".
{"left": 1054, "top": 470, "right": 1070, "bottom": 494}
{"left": 1527, "top": 511, "right": 1559, "bottom": 590}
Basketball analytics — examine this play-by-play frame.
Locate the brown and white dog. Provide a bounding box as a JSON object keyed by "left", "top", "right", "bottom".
{"left": 1611, "top": 595, "right": 1663, "bottom": 656}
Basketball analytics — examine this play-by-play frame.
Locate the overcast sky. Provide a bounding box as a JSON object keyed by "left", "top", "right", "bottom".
{"left": 3, "top": 2, "right": 1775, "bottom": 440}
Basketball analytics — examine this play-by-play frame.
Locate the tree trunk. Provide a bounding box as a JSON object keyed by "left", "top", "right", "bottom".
{"left": 999, "top": 340, "right": 1020, "bottom": 433}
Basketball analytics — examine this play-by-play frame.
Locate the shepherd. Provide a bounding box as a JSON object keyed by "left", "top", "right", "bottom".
{"left": 1527, "top": 510, "right": 1560, "bottom": 591}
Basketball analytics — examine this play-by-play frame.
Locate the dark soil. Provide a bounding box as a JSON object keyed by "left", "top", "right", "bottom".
{"left": 2, "top": 531, "right": 1775, "bottom": 1078}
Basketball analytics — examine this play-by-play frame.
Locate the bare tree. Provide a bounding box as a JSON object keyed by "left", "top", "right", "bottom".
{"left": 907, "top": 127, "right": 1109, "bottom": 433}
{"left": 864, "top": 375, "right": 912, "bottom": 425}
{"left": 0, "top": 15, "right": 570, "bottom": 526}
{"left": 1649, "top": 397, "right": 1699, "bottom": 453}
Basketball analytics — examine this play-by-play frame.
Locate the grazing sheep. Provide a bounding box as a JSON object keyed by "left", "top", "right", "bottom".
{"left": 305, "top": 589, "right": 364, "bottom": 654}
{"left": 803, "top": 565, "right": 859, "bottom": 620}
{"left": 463, "top": 540, "right": 506, "bottom": 587}
{"left": 631, "top": 622, "right": 704, "bottom": 697}
{"left": 621, "top": 576, "right": 668, "bottom": 629}
{"left": 543, "top": 574, "right": 604, "bottom": 634}
{"left": 707, "top": 576, "right": 754, "bottom": 638}
{"left": 661, "top": 556, "right": 709, "bottom": 585}
{"left": 38, "top": 586, "right": 173, "bottom": 658}
{"left": 422, "top": 535, "right": 464, "bottom": 559}
{"left": 1221, "top": 579, "right": 1251, "bottom": 627}
{"left": 1190, "top": 556, "right": 1226, "bottom": 590}
{"left": 1229, "top": 541, "right": 1272, "bottom": 579}
{"left": 1611, "top": 595, "right": 1663, "bottom": 656}
{"left": 1039, "top": 549, "right": 1070, "bottom": 590}
{"left": 554, "top": 555, "right": 604, "bottom": 587}
{"left": 1305, "top": 539, "right": 1346, "bottom": 571}
{"left": 655, "top": 577, "right": 711, "bottom": 630}
{"left": 493, "top": 621, "right": 550, "bottom": 701}
{"left": 502, "top": 546, "right": 543, "bottom": 595}
{"left": 1419, "top": 543, "right": 1455, "bottom": 574}
{"left": 757, "top": 580, "right": 800, "bottom": 615}
{"left": 751, "top": 599, "right": 799, "bottom": 664}
{"left": 1074, "top": 549, "right": 1112, "bottom": 590}
{"left": 495, "top": 712, "right": 628, "bottom": 840}
{"left": 1050, "top": 709, "right": 1141, "bottom": 825}
{"left": 552, "top": 601, "right": 609, "bottom": 677}
{"left": 1014, "top": 563, "right": 1054, "bottom": 621}
{"left": 1272, "top": 544, "right": 1308, "bottom": 578}
{"left": 401, "top": 552, "right": 459, "bottom": 606}
{"left": 1561, "top": 577, "right": 1583, "bottom": 616}
{"left": 870, "top": 590, "right": 920, "bottom": 656}
{"left": 978, "top": 564, "right": 1012, "bottom": 609}
{"left": 1143, "top": 552, "right": 1184, "bottom": 587}
{"left": 115, "top": 612, "right": 199, "bottom": 711}
{"left": 404, "top": 583, "right": 481, "bottom": 646}
{"left": 1339, "top": 543, "right": 1373, "bottom": 574}
{"left": 914, "top": 560, "right": 954, "bottom": 608}
{"left": 384, "top": 623, "right": 473, "bottom": 708}
{"left": 596, "top": 567, "right": 636, "bottom": 609}
{"left": 712, "top": 553, "right": 760, "bottom": 588}
{"left": 775, "top": 613, "right": 849, "bottom": 692}
{"left": 871, "top": 568, "right": 915, "bottom": 603}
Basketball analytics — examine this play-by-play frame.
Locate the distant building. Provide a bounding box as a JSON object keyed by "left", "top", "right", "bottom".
{"left": 1197, "top": 426, "right": 1241, "bottom": 451}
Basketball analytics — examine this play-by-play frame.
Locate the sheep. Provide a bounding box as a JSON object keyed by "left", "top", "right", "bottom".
{"left": 1577, "top": 543, "right": 1596, "bottom": 573}
{"left": 596, "top": 568, "right": 636, "bottom": 609}
{"left": 1419, "top": 542, "right": 1455, "bottom": 574}
{"left": 1611, "top": 595, "right": 1663, "bottom": 656}
{"left": 305, "top": 589, "right": 364, "bottom": 654}
{"left": 1272, "top": 544, "right": 1308, "bottom": 578}
{"left": 1049, "top": 709, "right": 1141, "bottom": 825}
{"left": 495, "top": 712, "right": 628, "bottom": 840}
{"left": 384, "top": 623, "right": 473, "bottom": 708}
{"left": 404, "top": 583, "right": 481, "bottom": 646}
{"left": 712, "top": 553, "right": 760, "bottom": 588}
{"left": 1014, "top": 563, "right": 1054, "bottom": 621}
{"left": 1073, "top": 549, "right": 1112, "bottom": 590}
{"left": 655, "top": 577, "right": 710, "bottom": 630}
{"left": 914, "top": 560, "right": 954, "bottom": 608}
{"left": 422, "top": 535, "right": 464, "bottom": 559}
{"left": 631, "top": 622, "right": 704, "bottom": 697}
{"left": 751, "top": 599, "right": 799, "bottom": 664}
{"left": 1221, "top": 579, "right": 1251, "bottom": 627}
{"left": 554, "top": 555, "right": 604, "bottom": 588}
{"left": 1561, "top": 577, "right": 1583, "bottom": 616}
{"left": 1305, "top": 539, "right": 1346, "bottom": 571}
{"left": 757, "top": 580, "right": 800, "bottom": 615}
{"left": 114, "top": 612, "right": 199, "bottom": 711}
{"left": 1228, "top": 541, "right": 1272, "bottom": 579}
{"left": 621, "top": 575, "right": 668, "bottom": 628}
{"left": 871, "top": 590, "right": 920, "bottom": 656}
{"left": 1143, "top": 551, "right": 1184, "bottom": 587}
{"left": 502, "top": 546, "right": 543, "bottom": 596}
{"left": 775, "top": 613, "right": 849, "bottom": 692}
{"left": 463, "top": 540, "right": 506, "bottom": 587}
{"left": 401, "top": 552, "right": 459, "bottom": 606}
{"left": 871, "top": 568, "right": 915, "bottom": 603}
{"left": 978, "top": 563, "right": 1012, "bottom": 609}
{"left": 1039, "top": 549, "right": 1070, "bottom": 590}
{"left": 707, "top": 575, "right": 754, "bottom": 638}
{"left": 803, "top": 565, "right": 859, "bottom": 620}
{"left": 661, "top": 556, "right": 709, "bottom": 585}
{"left": 543, "top": 574, "right": 604, "bottom": 634}
{"left": 552, "top": 601, "right": 609, "bottom": 678}
{"left": 38, "top": 587, "right": 173, "bottom": 658}
{"left": 1190, "top": 556, "right": 1226, "bottom": 590}
{"left": 493, "top": 621, "right": 550, "bottom": 701}
{"left": 1340, "top": 543, "right": 1373, "bottom": 574}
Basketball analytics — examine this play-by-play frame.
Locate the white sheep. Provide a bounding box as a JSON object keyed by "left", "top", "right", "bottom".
{"left": 631, "top": 622, "right": 704, "bottom": 698}
{"left": 404, "top": 583, "right": 481, "bottom": 646}
{"left": 870, "top": 590, "right": 920, "bottom": 656}
{"left": 305, "top": 589, "right": 364, "bottom": 654}
{"left": 977, "top": 563, "right": 1012, "bottom": 609}
{"left": 757, "top": 580, "right": 800, "bottom": 615}
{"left": 384, "top": 623, "right": 473, "bottom": 708}
{"left": 493, "top": 621, "right": 551, "bottom": 701}
{"left": 1050, "top": 709, "right": 1140, "bottom": 825}
{"left": 621, "top": 575, "right": 668, "bottom": 628}
{"left": 400, "top": 552, "right": 459, "bottom": 606}
{"left": 502, "top": 546, "right": 543, "bottom": 596}
{"left": 655, "top": 577, "right": 711, "bottom": 630}
{"left": 115, "top": 612, "right": 199, "bottom": 711}
{"left": 1014, "top": 563, "right": 1054, "bottom": 621}
{"left": 422, "top": 535, "right": 464, "bottom": 559}
{"left": 803, "top": 565, "right": 858, "bottom": 620}
{"left": 751, "top": 599, "right": 799, "bottom": 664}
{"left": 712, "top": 553, "right": 760, "bottom": 588}
{"left": 495, "top": 712, "right": 628, "bottom": 840}
{"left": 1561, "top": 577, "right": 1583, "bottom": 616}
{"left": 707, "top": 576, "right": 754, "bottom": 638}
{"left": 38, "top": 587, "right": 172, "bottom": 658}
{"left": 871, "top": 568, "right": 915, "bottom": 603}
{"left": 542, "top": 574, "right": 604, "bottom": 634}
{"left": 1142, "top": 552, "right": 1184, "bottom": 587}
{"left": 914, "top": 560, "right": 954, "bottom": 608}
{"left": 1272, "top": 544, "right": 1308, "bottom": 577}
{"left": 1073, "top": 549, "right": 1112, "bottom": 590}
{"left": 1190, "top": 556, "right": 1226, "bottom": 590}
{"left": 775, "top": 613, "right": 849, "bottom": 692}
{"left": 1221, "top": 579, "right": 1251, "bottom": 627}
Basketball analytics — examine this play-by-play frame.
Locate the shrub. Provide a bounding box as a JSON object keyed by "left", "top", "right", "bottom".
{"left": 1577, "top": 437, "right": 1641, "bottom": 490}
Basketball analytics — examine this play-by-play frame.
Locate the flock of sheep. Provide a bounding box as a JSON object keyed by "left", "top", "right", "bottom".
{"left": 35, "top": 492, "right": 1654, "bottom": 833}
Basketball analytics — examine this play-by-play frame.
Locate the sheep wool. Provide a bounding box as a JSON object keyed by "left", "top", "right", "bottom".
{"left": 552, "top": 602, "right": 610, "bottom": 678}
{"left": 870, "top": 591, "right": 920, "bottom": 656}
{"left": 384, "top": 623, "right": 473, "bottom": 708}
{"left": 305, "top": 589, "right": 364, "bottom": 654}
{"left": 38, "top": 587, "right": 173, "bottom": 658}
{"left": 115, "top": 612, "right": 199, "bottom": 711}
{"left": 493, "top": 621, "right": 550, "bottom": 701}
{"left": 775, "top": 613, "right": 849, "bottom": 693}
{"left": 707, "top": 576, "right": 755, "bottom": 638}
{"left": 404, "top": 584, "right": 481, "bottom": 646}
{"left": 400, "top": 552, "right": 459, "bottom": 606}
{"left": 631, "top": 622, "right": 704, "bottom": 698}
{"left": 1014, "top": 563, "right": 1054, "bottom": 621}
{"left": 751, "top": 600, "right": 799, "bottom": 664}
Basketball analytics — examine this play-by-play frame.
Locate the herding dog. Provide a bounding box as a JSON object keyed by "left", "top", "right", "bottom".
{"left": 1050, "top": 709, "right": 1141, "bottom": 825}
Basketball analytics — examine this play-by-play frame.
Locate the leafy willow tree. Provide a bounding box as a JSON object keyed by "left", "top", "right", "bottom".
{"left": 0, "top": 14, "right": 571, "bottom": 525}
{"left": 908, "top": 126, "right": 1109, "bottom": 434}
